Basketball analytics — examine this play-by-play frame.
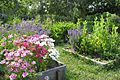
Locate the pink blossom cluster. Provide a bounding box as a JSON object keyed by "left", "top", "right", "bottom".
{"left": 14, "top": 34, "right": 48, "bottom": 45}
{"left": 0, "top": 34, "right": 59, "bottom": 80}
{"left": 0, "top": 46, "right": 35, "bottom": 79}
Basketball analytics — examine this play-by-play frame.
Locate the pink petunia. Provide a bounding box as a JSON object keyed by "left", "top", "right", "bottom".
{"left": 21, "top": 53, "right": 26, "bottom": 57}
{"left": 8, "top": 52, "right": 14, "bottom": 57}
{"left": 9, "top": 73, "right": 17, "bottom": 79}
{"left": 14, "top": 57, "right": 19, "bottom": 61}
{"left": 29, "top": 69, "right": 34, "bottom": 72}
{"left": 8, "top": 34, "right": 13, "bottom": 38}
{"left": 31, "top": 61, "right": 36, "bottom": 65}
{"left": 20, "top": 65, "right": 26, "bottom": 70}
{"left": 22, "top": 42, "right": 29, "bottom": 48}
{"left": 3, "top": 37, "right": 6, "bottom": 40}
{"left": 14, "top": 62, "right": 20, "bottom": 67}
{"left": 14, "top": 52, "right": 20, "bottom": 57}
{"left": 0, "top": 60, "right": 6, "bottom": 64}
{"left": 6, "top": 56, "right": 12, "bottom": 60}
{"left": 22, "top": 72, "right": 28, "bottom": 78}
{"left": 24, "top": 62, "right": 30, "bottom": 67}
{"left": 18, "top": 59, "right": 23, "bottom": 63}
{"left": 1, "top": 42, "right": 6, "bottom": 46}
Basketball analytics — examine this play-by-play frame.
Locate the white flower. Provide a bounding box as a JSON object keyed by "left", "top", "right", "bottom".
{"left": 34, "top": 41, "right": 47, "bottom": 46}
{"left": 44, "top": 38, "right": 55, "bottom": 42}
{"left": 34, "top": 41, "right": 40, "bottom": 44}
{"left": 48, "top": 48, "right": 59, "bottom": 61}
{"left": 47, "top": 42, "right": 54, "bottom": 47}
{"left": 39, "top": 42, "right": 47, "bottom": 46}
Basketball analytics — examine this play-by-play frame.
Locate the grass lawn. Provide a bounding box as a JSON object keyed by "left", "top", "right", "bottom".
{"left": 57, "top": 46, "right": 120, "bottom": 80}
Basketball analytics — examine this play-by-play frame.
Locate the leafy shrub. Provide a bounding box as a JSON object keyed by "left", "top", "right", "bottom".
{"left": 68, "top": 16, "right": 119, "bottom": 60}
{"left": 49, "top": 22, "right": 76, "bottom": 44}
{"left": 82, "top": 12, "right": 120, "bottom": 34}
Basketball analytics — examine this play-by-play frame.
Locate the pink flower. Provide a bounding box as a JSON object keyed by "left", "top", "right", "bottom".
{"left": 8, "top": 52, "right": 14, "bottom": 56}
{"left": 9, "top": 73, "right": 17, "bottom": 79}
{"left": 31, "top": 61, "right": 36, "bottom": 65}
{"left": 24, "top": 62, "right": 30, "bottom": 67}
{"left": 14, "top": 52, "right": 20, "bottom": 57}
{"left": 0, "top": 60, "right": 6, "bottom": 64}
{"left": 6, "top": 56, "right": 12, "bottom": 60}
{"left": 22, "top": 72, "right": 28, "bottom": 78}
{"left": 14, "top": 62, "right": 20, "bottom": 67}
{"left": 18, "top": 59, "right": 23, "bottom": 63}
{"left": 20, "top": 65, "right": 26, "bottom": 70}
{"left": 35, "top": 54, "right": 39, "bottom": 58}
{"left": 29, "top": 69, "right": 34, "bottom": 72}
{"left": 39, "top": 34, "right": 48, "bottom": 39}
{"left": 4, "top": 52, "right": 9, "bottom": 56}
{"left": 39, "top": 54, "right": 44, "bottom": 58}
{"left": 14, "top": 57, "right": 19, "bottom": 61}
{"left": 8, "top": 34, "right": 13, "bottom": 38}
{"left": 22, "top": 42, "right": 29, "bottom": 48}
{"left": 24, "top": 50, "right": 31, "bottom": 54}
{"left": 1, "top": 42, "right": 5, "bottom": 46}
{"left": 34, "top": 34, "right": 39, "bottom": 38}
{"left": 3, "top": 37, "right": 6, "bottom": 40}
{"left": 21, "top": 53, "right": 26, "bottom": 57}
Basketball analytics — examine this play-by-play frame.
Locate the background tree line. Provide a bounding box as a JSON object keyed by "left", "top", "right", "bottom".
{"left": 0, "top": 0, "right": 120, "bottom": 23}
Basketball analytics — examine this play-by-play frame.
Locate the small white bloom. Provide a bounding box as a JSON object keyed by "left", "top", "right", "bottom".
{"left": 40, "top": 42, "right": 47, "bottom": 46}
{"left": 47, "top": 42, "right": 54, "bottom": 47}
{"left": 34, "top": 41, "right": 40, "bottom": 44}
{"left": 48, "top": 48, "right": 59, "bottom": 61}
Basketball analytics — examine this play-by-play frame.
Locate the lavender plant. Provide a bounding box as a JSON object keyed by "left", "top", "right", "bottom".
{"left": 68, "top": 28, "right": 81, "bottom": 50}
{"left": 13, "top": 20, "right": 51, "bottom": 36}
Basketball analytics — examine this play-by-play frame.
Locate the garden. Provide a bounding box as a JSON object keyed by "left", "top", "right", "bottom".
{"left": 0, "top": 0, "right": 120, "bottom": 80}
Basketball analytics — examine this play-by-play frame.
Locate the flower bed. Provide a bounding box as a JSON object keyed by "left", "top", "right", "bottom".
{"left": 0, "top": 34, "right": 65, "bottom": 80}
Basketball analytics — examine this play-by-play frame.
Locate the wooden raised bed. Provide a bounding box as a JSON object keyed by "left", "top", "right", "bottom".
{"left": 36, "top": 61, "right": 66, "bottom": 80}
{"left": 63, "top": 47, "right": 114, "bottom": 66}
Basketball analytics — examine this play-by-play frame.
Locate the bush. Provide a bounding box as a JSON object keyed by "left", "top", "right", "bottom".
{"left": 49, "top": 22, "right": 77, "bottom": 44}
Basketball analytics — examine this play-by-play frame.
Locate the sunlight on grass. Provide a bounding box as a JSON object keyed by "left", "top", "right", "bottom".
{"left": 56, "top": 46, "right": 120, "bottom": 80}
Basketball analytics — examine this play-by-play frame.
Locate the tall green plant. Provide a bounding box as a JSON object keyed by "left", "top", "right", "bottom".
{"left": 73, "top": 15, "right": 119, "bottom": 60}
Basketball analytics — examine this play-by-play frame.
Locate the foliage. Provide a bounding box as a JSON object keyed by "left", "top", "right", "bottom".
{"left": 49, "top": 22, "right": 77, "bottom": 44}
{"left": 84, "top": 12, "right": 120, "bottom": 33}
{"left": 0, "top": 34, "right": 59, "bottom": 79}
{"left": 68, "top": 16, "right": 119, "bottom": 60}
{"left": 0, "top": 0, "right": 119, "bottom": 23}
